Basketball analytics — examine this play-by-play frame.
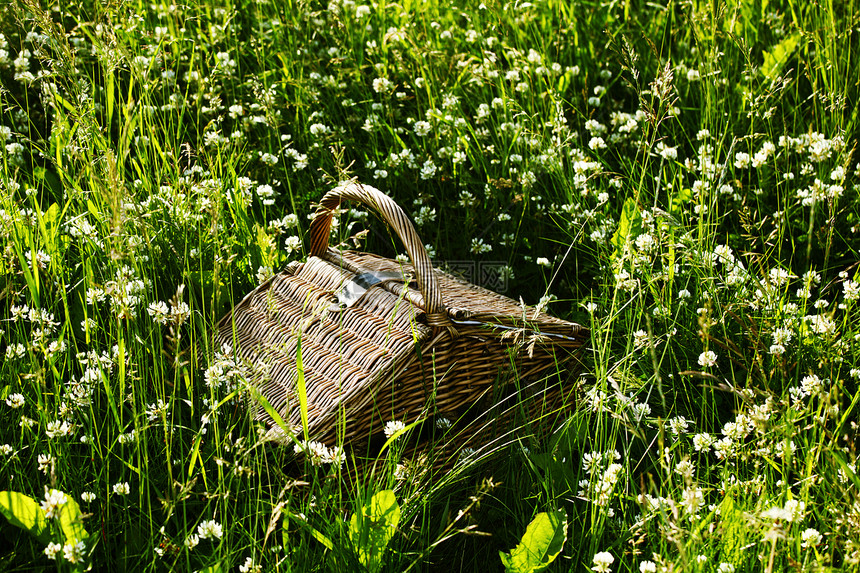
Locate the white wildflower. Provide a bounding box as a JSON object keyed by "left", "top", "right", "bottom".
{"left": 592, "top": 551, "right": 615, "bottom": 572}
{"left": 197, "top": 519, "right": 224, "bottom": 540}
{"left": 383, "top": 420, "right": 406, "bottom": 439}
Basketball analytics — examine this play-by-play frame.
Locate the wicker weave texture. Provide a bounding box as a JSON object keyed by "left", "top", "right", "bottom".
{"left": 214, "top": 182, "right": 588, "bottom": 448}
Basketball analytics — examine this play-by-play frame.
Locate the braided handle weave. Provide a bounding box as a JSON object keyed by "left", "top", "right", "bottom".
{"left": 309, "top": 181, "right": 453, "bottom": 330}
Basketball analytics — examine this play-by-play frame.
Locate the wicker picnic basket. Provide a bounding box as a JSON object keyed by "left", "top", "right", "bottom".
{"left": 214, "top": 182, "right": 588, "bottom": 460}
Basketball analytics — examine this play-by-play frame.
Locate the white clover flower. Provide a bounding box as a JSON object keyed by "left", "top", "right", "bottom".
{"left": 681, "top": 486, "right": 705, "bottom": 516}
{"left": 38, "top": 453, "right": 54, "bottom": 475}
{"left": 639, "top": 561, "right": 657, "bottom": 573}
{"left": 674, "top": 459, "right": 694, "bottom": 478}
{"left": 63, "top": 540, "right": 86, "bottom": 564}
{"left": 800, "top": 374, "right": 823, "bottom": 396}
{"left": 118, "top": 430, "right": 137, "bottom": 445}
{"left": 668, "top": 416, "right": 690, "bottom": 435}
{"left": 112, "top": 482, "right": 130, "bottom": 496}
{"left": 807, "top": 314, "right": 836, "bottom": 336}
{"left": 45, "top": 420, "right": 71, "bottom": 439}
{"left": 585, "top": 119, "right": 607, "bottom": 135}
{"left": 785, "top": 499, "right": 805, "bottom": 522}
{"left": 293, "top": 440, "right": 344, "bottom": 467}
{"left": 772, "top": 326, "right": 793, "bottom": 346}
{"left": 734, "top": 152, "right": 750, "bottom": 168}
{"left": 712, "top": 437, "right": 735, "bottom": 459}
{"left": 635, "top": 233, "right": 655, "bottom": 253}
{"left": 228, "top": 104, "right": 244, "bottom": 118}
{"left": 589, "top": 136, "right": 607, "bottom": 150}
{"left": 658, "top": 143, "right": 677, "bottom": 160}
{"left": 197, "top": 519, "right": 224, "bottom": 540}
{"left": 420, "top": 158, "right": 437, "bottom": 180}
{"left": 44, "top": 542, "right": 63, "bottom": 560}
{"left": 413, "top": 120, "right": 432, "bottom": 136}
{"left": 843, "top": 279, "right": 860, "bottom": 301}
{"left": 185, "top": 533, "right": 200, "bottom": 549}
{"left": 831, "top": 165, "right": 845, "bottom": 181}
{"left": 81, "top": 491, "right": 96, "bottom": 503}
{"left": 631, "top": 402, "right": 651, "bottom": 421}
{"left": 383, "top": 420, "right": 406, "bottom": 438}
{"left": 284, "top": 236, "right": 302, "bottom": 254}
{"left": 41, "top": 489, "right": 68, "bottom": 519}
{"left": 256, "top": 266, "right": 273, "bottom": 284}
{"left": 592, "top": 551, "right": 615, "bottom": 572}
{"left": 414, "top": 205, "right": 436, "bottom": 226}
{"left": 239, "top": 557, "right": 262, "bottom": 573}
{"left": 256, "top": 184, "right": 277, "bottom": 205}
{"left": 372, "top": 77, "right": 392, "bottom": 93}
{"left": 6, "top": 342, "right": 27, "bottom": 360}
{"left": 309, "top": 123, "right": 329, "bottom": 137}
{"left": 698, "top": 350, "right": 717, "bottom": 368}
{"left": 147, "top": 301, "right": 170, "bottom": 324}
{"left": 717, "top": 564, "right": 735, "bottom": 573}
{"left": 801, "top": 527, "right": 822, "bottom": 548}
{"left": 470, "top": 238, "right": 492, "bottom": 254}
{"left": 5, "top": 393, "right": 25, "bottom": 408}
{"left": 714, "top": 244, "right": 734, "bottom": 264}
{"left": 762, "top": 504, "right": 793, "bottom": 521}
{"left": 763, "top": 499, "right": 805, "bottom": 522}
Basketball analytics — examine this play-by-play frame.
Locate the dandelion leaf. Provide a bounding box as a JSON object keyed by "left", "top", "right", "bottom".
{"left": 499, "top": 509, "right": 568, "bottom": 573}
{"left": 348, "top": 489, "right": 400, "bottom": 573}
{"left": 0, "top": 491, "right": 51, "bottom": 544}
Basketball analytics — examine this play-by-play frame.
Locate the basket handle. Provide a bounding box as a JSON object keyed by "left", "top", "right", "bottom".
{"left": 309, "top": 181, "right": 454, "bottom": 331}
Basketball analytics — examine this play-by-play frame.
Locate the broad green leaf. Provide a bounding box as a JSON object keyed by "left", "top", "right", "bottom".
{"left": 671, "top": 187, "right": 693, "bottom": 215}
{"left": 610, "top": 198, "right": 641, "bottom": 262}
{"left": 57, "top": 497, "right": 89, "bottom": 544}
{"left": 761, "top": 32, "right": 801, "bottom": 82}
{"left": 349, "top": 490, "right": 400, "bottom": 573}
{"left": 0, "top": 491, "right": 52, "bottom": 544}
{"left": 719, "top": 495, "right": 746, "bottom": 564}
{"left": 499, "top": 509, "right": 568, "bottom": 573}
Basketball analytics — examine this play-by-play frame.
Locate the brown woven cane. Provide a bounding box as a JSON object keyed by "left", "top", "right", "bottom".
{"left": 214, "top": 181, "right": 589, "bottom": 462}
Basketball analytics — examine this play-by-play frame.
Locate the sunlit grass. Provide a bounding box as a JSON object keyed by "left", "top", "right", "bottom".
{"left": 0, "top": 0, "right": 858, "bottom": 570}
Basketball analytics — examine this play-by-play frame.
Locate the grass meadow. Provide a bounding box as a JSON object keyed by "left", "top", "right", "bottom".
{"left": 1, "top": 0, "right": 859, "bottom": 570}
